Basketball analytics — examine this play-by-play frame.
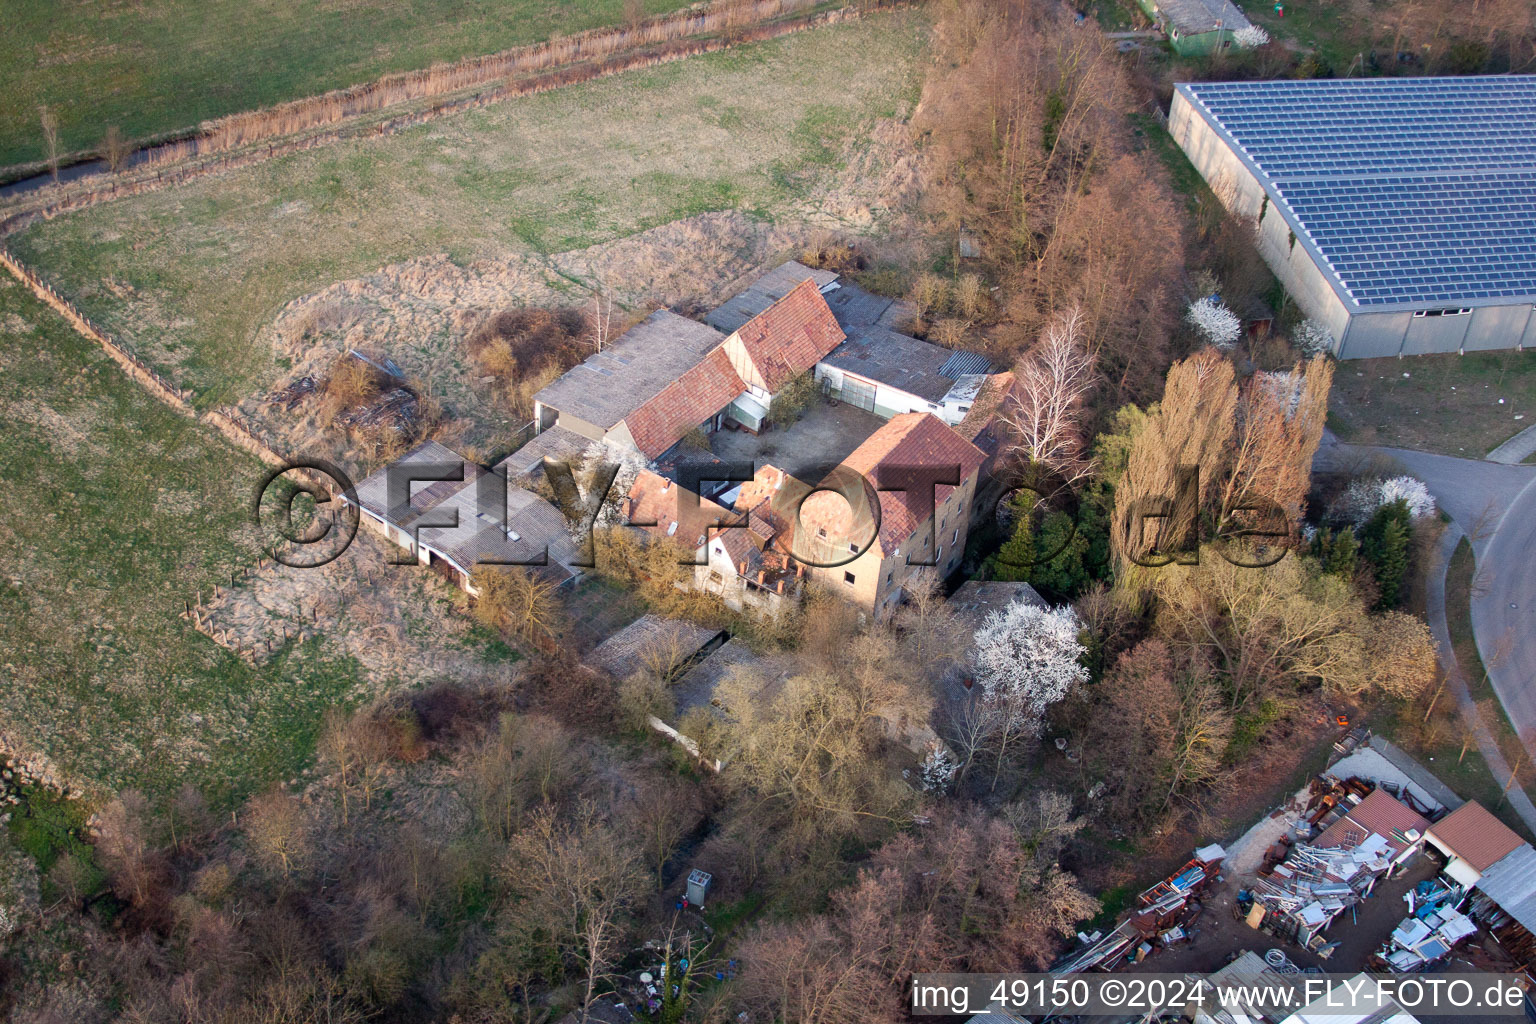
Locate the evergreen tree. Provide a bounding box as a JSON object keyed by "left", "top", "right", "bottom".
{"left": 990, "top": 495, "right": 1036, "bottom": 582}
{"left": 1311, "top": 527, "right": 1359, "bottom": 580}
{"left": 1360, "top": 500, "right": 1411, "bottom": 610}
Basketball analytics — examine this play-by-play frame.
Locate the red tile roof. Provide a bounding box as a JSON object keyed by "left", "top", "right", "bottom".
{"left": 803, "top": 413, "right": 986, "bottom": 555}
{"left": 1314, "top": 788, "right": 1429, "bottom": 859}
{"left": 1428, "top": 801, "right": 1525, "bottom": 872}
{"left": 623, "top": 347, "right": 745, "bottom": 459}
{"left": 625, "top": 469, "right": 734, "bottom": 550}
{"left": 731, "top": 277, "right": 845, "bottom": 393}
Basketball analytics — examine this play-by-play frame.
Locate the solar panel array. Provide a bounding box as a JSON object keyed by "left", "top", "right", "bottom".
{"left": 1180, "top": 76, "right": 1536, "bottom": 308}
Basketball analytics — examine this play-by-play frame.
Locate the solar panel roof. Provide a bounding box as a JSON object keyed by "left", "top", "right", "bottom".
{"left": 1175, "top": 76, "right": 1536, "bottom": 310}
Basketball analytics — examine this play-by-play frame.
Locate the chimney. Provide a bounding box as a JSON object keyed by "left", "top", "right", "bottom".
{"left": 776, "top": 579, "right": 785, "bottom": 594}
{"left": 757, "top": 570, "right": 766, "bottom": 583}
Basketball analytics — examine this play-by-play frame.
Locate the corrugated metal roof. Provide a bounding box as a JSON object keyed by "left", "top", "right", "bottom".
{"left": 1474, "top": 843, "right": 1536, "bottom": 932}
{"left": 1152, "top": 0, "right": 1252, "bottom": 35}
{"left": 532, "top": 310, "right": 725, "bottom": 430}
{"left": 939, "top": 349, "right": 993, "bottom": 379}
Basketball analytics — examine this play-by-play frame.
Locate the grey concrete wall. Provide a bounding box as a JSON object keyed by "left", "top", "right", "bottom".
{"left": 1339, "top": 312, "right": 1409, "bottom": 359}
{"left": 1402, "top": 311, "right": 1474, "bottom": 356}
{"left": 1170, "top": 91, "right": 1267, "bottom": 219}
{"left": 1256, "top": 201, "right": 1352, "bottom": 352}
{"left": 1466, "top": 303, "right": 1535, "bottom": 352}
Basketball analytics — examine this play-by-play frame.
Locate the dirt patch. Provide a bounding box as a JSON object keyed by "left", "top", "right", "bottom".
{"left": 194, "top": 531, "right": 520, "bottom": 685}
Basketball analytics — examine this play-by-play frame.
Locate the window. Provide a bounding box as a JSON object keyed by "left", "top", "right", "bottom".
{"left": 708, "top": 570, "right": 724, "bottom": 584}
{"left": 952, "top": 528, "right": 959, "bottom": 544}
{"left": 886, "top": 571, "right": 893, "bottom": 583}
{"left": 936, "top": 545, "right": 944, "bottom": 563}
{"left": 817, "top": 527, "right": 827, "bottom": 538}
{"left": 1413, "top": 308, "right": 1472, "bottom": 318}
{"left": 848, "top": 542, "right": 858, "bottom": 553}
{"left": 844, "top": 571, "right": 856, "bottom": 586}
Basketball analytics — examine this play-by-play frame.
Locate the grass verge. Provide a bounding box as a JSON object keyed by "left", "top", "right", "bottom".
{"left": 0, "top": 0, "right": 698, "bottom": 169}
{"left": 1326, "top": 350, "right": 1536, "bottom": 457}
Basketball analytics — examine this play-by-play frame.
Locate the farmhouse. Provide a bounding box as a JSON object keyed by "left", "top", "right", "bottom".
{"left": 1137, "top": 0, "right": 1255, "bottom": 56}
{"left": 1171, "top": 76, "right": 1536, "bottom": 357}
{"left": 793, "top": 412, "right": 987, "bottom": 618}
{"left": 343, "top": 440, "right": 578, "bottom": 593}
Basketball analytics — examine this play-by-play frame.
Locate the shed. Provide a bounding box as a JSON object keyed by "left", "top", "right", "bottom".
{"left": 1138, "top": 0, "right": 1254, "bottom": 55}
{"left": 1471, "top": 844, "right": 1536, "bottom": 968}
{"left": 1426, "top": 801, "right": 1525, "bottom": 887}
{"left": 584, "top": 614, "right": 724, "bottom": 682}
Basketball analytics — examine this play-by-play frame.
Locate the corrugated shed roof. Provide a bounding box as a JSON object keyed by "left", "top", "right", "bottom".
{"left": 731, "top": 277, "right": 846, "bottom": 393}
{"left": 495, "top": 425, "right": 593, "bottom": 484}
{"left": 1475, "top": 844, "right": 1536, "bottom": 932}
{"left": 1153, "top": 0, "right": 1252, "bottom": 35}
{"left": 532, "top": 310, "right": 724, "bottom": 430}
{"left": 706, "top": 260, "right": 838, "bottom": 334}
{"left": 1429, "top": 801, "right": 1526, "bottom": 872}
{"left": 584, "top": 614, "right": 723, "bottom": 681}
{"left": 624, "top": 347, "right": 746, "bottom": 459}
{"left": 351, "top": 441, "right": 576, "bottom": 584}
{"left": 823, "top": 326, "right": 978, "bottom": 403}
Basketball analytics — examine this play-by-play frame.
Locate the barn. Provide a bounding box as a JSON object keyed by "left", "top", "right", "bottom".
{"left": 1171, "top": 76, "right": 1536, "bottom": 358}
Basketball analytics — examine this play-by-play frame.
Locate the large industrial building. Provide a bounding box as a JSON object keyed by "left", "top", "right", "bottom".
{"left": 1170, "top": 76, "right": 1536, "bottom": 358}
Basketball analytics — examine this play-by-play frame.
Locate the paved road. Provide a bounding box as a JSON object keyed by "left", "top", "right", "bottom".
{"left": 1316, "top": 432, "right": 1536, "bottom": 761}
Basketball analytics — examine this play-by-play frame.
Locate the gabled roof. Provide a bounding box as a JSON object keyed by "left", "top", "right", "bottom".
{"left": 349, "top": 440, "right": 576, "bottom": 584}
{"left": 1428, "top": 801, "right": 1526, "bottom": 872}
{"left": 706, "top": 260, "right": 838, "bottom": 334}
{"left": 531, "top": 310, "right": 725, "bottom": 430}
{"left": 805, "top": 413, "right": 986, "bottom": 554}
{"left": 1314, "top": 788, "right": 1428, "bottom": 860}
{"left": 731, "top": 277, "right": 845, "bottom": 393}
{"left": 624, "top": 346, "right": 745, "bottom": 459}
{"left": 625, "top": 469, "right": 735, "bottom": 550}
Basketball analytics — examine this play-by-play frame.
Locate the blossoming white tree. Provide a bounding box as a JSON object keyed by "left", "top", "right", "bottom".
{"left": 919, "top": 744, "right": 960, "bottom": 793}
{"left": 1292, "top": 318, "right": 1335, "bottom": 357}
{"left": 1333, "top": 475, "right": 1437, "bottom": 528}
{"left": 1233, "top": 24, "right": 1270, "bottom": 48}
{"left": 972, "top": 602, "right": 1088, "bottom": 787}
{"left": 1186, "top": 296, "right": 1243, "bottom": 350}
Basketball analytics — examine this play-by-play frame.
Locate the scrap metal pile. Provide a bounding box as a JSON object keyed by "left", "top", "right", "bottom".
{"left": 1249, "top": 836, "right": 1395, "bottom": 942}
{"left": 1375, "top": 880, "right": 1478, "bottom": 971}
{"left": 1051, "top": 845, "right": 1226, "bottom": 973}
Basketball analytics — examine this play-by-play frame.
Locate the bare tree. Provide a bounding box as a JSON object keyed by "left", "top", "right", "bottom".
{"left": 245, "top": 788, "right": 311, "bottom": 878}
{"left": 39, "top": 105, "right": 60, "bottom": 182}
{"left": 102, "top": 125, "right": 131, "bottom": 172}
{"left": 1002, "top": 307, "right": 1096, "bottom": 486}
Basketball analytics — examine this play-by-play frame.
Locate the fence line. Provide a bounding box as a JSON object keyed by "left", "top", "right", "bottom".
{"left": 0, "top": 246, "right": 309, "bottom": 479}
{"left": 0, "top": 2, "right": 907, "bottom": 236}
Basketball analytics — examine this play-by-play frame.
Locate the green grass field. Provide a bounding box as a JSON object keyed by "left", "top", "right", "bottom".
{"left": 8, "top": 13, "right": 928, "bottom": 410}
{"left": 0, "top": 274, "right": 376, "bottom": 803}
{"left": 1, "top": 0, "right": 697, "bottom": 171}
